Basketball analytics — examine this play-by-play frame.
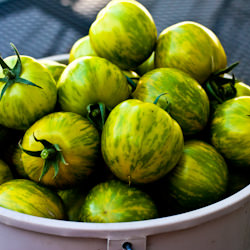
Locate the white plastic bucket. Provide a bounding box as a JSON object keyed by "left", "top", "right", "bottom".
{"left": 0, "top": 54, "right": 249, "bottom": 250}
{"left": 0, "top": 184, "right": 249, "bottom": 250}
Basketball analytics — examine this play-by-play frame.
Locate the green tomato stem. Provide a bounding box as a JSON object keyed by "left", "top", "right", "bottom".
{"left": 3, "top": 68, "right": 15, "bottom": 79}
{"left": 0, "top": 43, "right": 42, "bottom": 101}
{"left": 126, "top": 75, "right": 137, "bottom": 92}
{"left": 87, "top": 102, "right": 108, "bottom": 132}
{"left": 40, "top": 148, "right": 56, "bottom": 160}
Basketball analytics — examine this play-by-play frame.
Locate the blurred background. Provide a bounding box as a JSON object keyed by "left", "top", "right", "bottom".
{"left": 0, "top": 0, "right": 249, "bottom": 82}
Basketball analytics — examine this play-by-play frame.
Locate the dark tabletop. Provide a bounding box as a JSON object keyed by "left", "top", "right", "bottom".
{"left": 0, "top": 0, "right": 249, "bottom": 83}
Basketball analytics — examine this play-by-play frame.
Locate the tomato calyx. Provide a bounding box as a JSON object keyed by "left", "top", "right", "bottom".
{"left": 19, "top": 134, "right": 68, "bottom": 181}
{"left": 153, "top": 92, "right": 171, "bottom": 113}
{"left": 204, "top": 62, "right": 239, "bottom": 104}
{"left": 0, "top": 43, "right": 42, "bottom": 100}
{"left": 125, "top": 75, "right": 137, "bottom": 92}
{"left": 87, "top": 102, "right": 110, "bottom": 132}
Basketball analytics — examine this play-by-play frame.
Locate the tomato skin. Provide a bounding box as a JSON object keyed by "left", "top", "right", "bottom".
{"left": 101, "top": 99, "right": 184, "bottom": 184}
{"left": 0, "top": 179, "right": 65, "bottom": 219}
{"left": 0, "top": 56, "right": 57, "bottom": 130}
{"left": 132, "top": 68, "right": 210, "bottom": 135}
{"left": 135, "top": 51, "right": 155, "bottom": 76}
{"left": 57, "top": 56, "right": 130, "bottom": 117}
{"left": 0, "top": 159, "right": 13, "bottom": 185}
{"left": 58, "top": 187, "right": 87, "bottom": 221}
{"left": 89, "top": 0, "right": 157, "bottom": 69}
{"left": 235, "top": 82, "right": 250, "bottom": 97}
{"left": 155, "top": 21, "right": 227, "bottom": 84}
{"left": 166, "top": 140, "right": 228, "bottom": 211}
{"left": 79, "top": 180, "right": 158, "bottom": 223}
{"left": 39, "top": 59, "right": 66, "bottom": 83}
{"left": 210, "top": 96, "right": 250, "bottom": 168}
{"left": 69, "top": 35, "right": 97, "bottom": 63}
{"left": 21, "top": 112, "right": 100, "bottom": 189}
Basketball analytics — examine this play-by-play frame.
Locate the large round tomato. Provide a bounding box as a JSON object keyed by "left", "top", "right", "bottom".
{"left": 101, "top": 99, "right": 184, "bottom": 184}
{"left": 20, "top": 112, "right": 100, "bottom": 189}
{"left": 69, "top": 35, "right": 97, "bottom": 64}
{"left": 210, "top": 96, "right": 250, "bottom": 168}
{"left": 57, "top": 56, "right": 130, "bottom": 117}
{"left": 0, "top": 54, "right": 57, "bottom": 130}
{"left": 0, "top": 179, "right": 65, "bottom": 219}
{"left": 79, "top": 180, "right": 158, "bottom": 222}
{"left": 166, "top": 140, "right": 228, "bottom": 211}
{"left": 155, "top": 21, "right": 227, "bottom": 84}
{"left": 89, "top": 0, "right": 157, "bottom": 70}
{"left": 132, "top": 68, "right": 210, "bottom": 135}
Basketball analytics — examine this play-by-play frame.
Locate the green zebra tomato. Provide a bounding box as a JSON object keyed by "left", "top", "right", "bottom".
{"left": 166, "top": 140, "right": 228, "bottom": 211}
{"left": 155, "top": 21, "right": 227, "bottom": 84}
{"left": 79, "top": 180, "right": 158, "bottom": 222}
{"left": 89, "top": 0, "right": 157, "bottom": 69}
{"left": 69, "top": 35, "right": 97, "bottom": 63}
{"left": 101, "top": 99, "right": 184, "bottom": 184}
{"left": 0, "top": 179, "right": 65, "bottom": 219}
{"left": 20, "top": 112, "right": 100, "bottom": 189}
{"left": 57, "top": 56, "right": 130, "bottom": 120}
{"left": 210, "top": 96, "right": 250, "bottom": 168}
{"left": 0, "top": 46, "right": 57, "bottom": 130}
{"left": 132, "top": 68, "right": 210, "bottom": 135}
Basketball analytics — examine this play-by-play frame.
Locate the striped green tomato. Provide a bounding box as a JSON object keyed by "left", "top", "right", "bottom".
{"left": 166, "top": 140, "right": 228, "bottom": 211}
{"left": 57, "top": 56, "right": 130, "bottom": 117}
{"left": 155, "top": 21, "right": 227, "bottom": 84}
{"left": 79, "top": 180, "right": 158, "bottom": 223}
{"left": 101, "top": 99, "right": 184, "bottom": 184}
{"left": 89, "top": 0, "right": 157, "bottom": 69}
{"left": 69, "top": 35, "right": 97, "bottom": 63}
{"left": 0, "top": 55, "right": 57, "bottom": 130}
{"left": 210, "top": 96, "right": 250, "bottom": 168}
{"left": 21, "top": 112, "right": 100, "bottom": 189}
{"left": 132, "top": 68, "right": 210, "bottom": 135}
{"left": 0, "top": 179, "right": 65, "bottom": 219}
{"left": 0, "top": 159, "right": 13, "bottom": 185}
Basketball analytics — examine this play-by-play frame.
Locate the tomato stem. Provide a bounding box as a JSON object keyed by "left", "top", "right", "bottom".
{"left": 87, "top": 102, "right": 109, "bottom": 131}
{"left": 19, "top": 134, "right": 68, "bottom": 181}
{"left": 40, "top": 148, "right": 56, "bottom": 160}
{"left": 3, "top": 68, "right": 15, "bottom": 79}
{"left": 153, "top": 93, "right": 171, "bottom": 112}
{"left": 0, "top": 43, "right": 42, "bottom": 101}
{"left": 126, "top": 75, "right": 137, "bottom": 92}
{"left": 204, "top": 62, "right": 239, "bottom": 104}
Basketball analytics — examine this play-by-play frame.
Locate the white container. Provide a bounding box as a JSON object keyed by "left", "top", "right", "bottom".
{"left": 0, "top": 184, "right": 249, "bottom": 250}
{"left": 0, "top": 54, "right": 249, "bottom": 250}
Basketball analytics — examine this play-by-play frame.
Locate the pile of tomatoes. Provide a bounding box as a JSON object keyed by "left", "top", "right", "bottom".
{"left": 0, "top": 0, "right": 249, "bottom": 223}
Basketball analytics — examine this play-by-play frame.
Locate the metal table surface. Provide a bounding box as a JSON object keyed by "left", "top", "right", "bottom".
{"left": 0, "top": 0, "right": 249, "bottom": 83}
